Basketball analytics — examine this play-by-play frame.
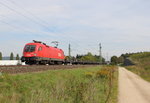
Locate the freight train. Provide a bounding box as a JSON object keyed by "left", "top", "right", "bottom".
{"left": 21, "top": 40, "right": 100, "bottom": 65}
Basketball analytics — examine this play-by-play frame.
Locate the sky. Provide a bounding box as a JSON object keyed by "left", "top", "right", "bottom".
{"left": 0, "top": 0, "right": 150, "bottom": 60}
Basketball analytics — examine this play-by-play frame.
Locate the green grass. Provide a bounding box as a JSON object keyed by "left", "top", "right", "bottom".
{"left": 126, "top": 66, "right": 150, "bottom": 82}
{"left": 0, "top": 66, "right": 118, "bottom": 103}
{"left": 126, "top": 52, "right": 150, "bottom": 82}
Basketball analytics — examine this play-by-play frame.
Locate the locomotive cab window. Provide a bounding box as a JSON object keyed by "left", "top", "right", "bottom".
{"left": 38, "top": 46, "right": 42, "bottom": 51}
{"left": 24, "top": 45, "right": 36, "bottom": 52}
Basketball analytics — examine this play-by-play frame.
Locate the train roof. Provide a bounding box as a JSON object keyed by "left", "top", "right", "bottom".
{"left": 25, "top": 40, "right": 63, "bottom": 51}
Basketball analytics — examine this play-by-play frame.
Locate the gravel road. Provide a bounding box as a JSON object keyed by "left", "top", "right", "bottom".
{"left": 118, "top": 67, "right": 150, "bottom": 103}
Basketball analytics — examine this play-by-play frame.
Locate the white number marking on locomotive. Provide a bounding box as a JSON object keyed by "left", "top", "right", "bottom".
{"left": 58, "top": 53, "right": 61, "bottom": 57}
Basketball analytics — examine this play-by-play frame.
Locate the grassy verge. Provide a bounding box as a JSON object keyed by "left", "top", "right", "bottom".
{"left": 126, "top": 65, "right": 150, "bottom": 82}
{"left": 125, "top": 52, "right": 150, "bottom": 82}
{"left": 0, "top": 66, "right": 118, "bottom": 103}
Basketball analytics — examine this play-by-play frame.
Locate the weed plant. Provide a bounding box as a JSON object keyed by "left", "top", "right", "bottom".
{"left": 0, "top": 66, "right": 118, "bottom": 103}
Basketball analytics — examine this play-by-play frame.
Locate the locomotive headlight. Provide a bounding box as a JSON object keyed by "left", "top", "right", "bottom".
{"left": 34, "top": 53, "right": 37, "bottom": 56}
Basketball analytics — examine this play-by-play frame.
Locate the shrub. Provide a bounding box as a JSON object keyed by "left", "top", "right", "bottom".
{"left": 96, "top": 69, "right": 110, "bottom": 78}
{"left": 96, "top": 66, "right": 117, "bottom": 79}
{"left": 144, "top": 66, "right": 150, "bottom": 70}
{"left": 85, "top": 72, "right": 94, "bottom": 78}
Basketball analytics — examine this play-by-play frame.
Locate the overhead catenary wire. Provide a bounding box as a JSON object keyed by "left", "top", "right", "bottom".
{"left": 5, "top": 0, "right": 51, "bottom": 27}
{"left": 0, "top": 16, "right": 78, "bottom": 50}
{"left": 0, "top": 18, "right": 80, "bottom": 52}
{"left": 0, "top": 17, "right": 58, "bottom": 39}
{"left": 6, "top": 0, "right": 93, "bottom": 50}
{"left": 0, "top": 1, "right": 54, "bottom": 32}
{"left": 1, "top": 19, "right": 100, "bottom": 56}
{"left": 0, "top": 17, "right": 99, "bottom": 56}
{"left": 0, "top": 1, "right": 101, "bottom": 56}
{"left": 0, "top": 1, "right": 90, "bottom": 49}
{"left": 0, "top": 20, "right": 33, "bottom": 34}
{"left": 0, "top": 1, "right": 82, "bottom": 49}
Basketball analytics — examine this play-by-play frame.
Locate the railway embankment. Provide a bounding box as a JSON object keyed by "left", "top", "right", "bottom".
{"left": 125, "top": 52, "right": 150, "bottom": 82}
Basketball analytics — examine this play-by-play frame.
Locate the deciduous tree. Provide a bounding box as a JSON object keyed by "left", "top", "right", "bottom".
{"left": 0, "top": 52, "right": 2, "bottom": 60}
{"left": 111, "top": 56, "right": 118, "bottom": 65}
{"left": 16, "top": 54, "right": 19, "bottom": 60}
{"left": 118, "top": 56, "right": 124, "bottom": 64}
{"left": 10, "top": 52, "right": 14, "bottom": 60}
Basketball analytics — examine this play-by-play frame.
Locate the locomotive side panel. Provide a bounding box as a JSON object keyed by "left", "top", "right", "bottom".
{"left": 50, "top": 48, "right": 65, "bottom": 60}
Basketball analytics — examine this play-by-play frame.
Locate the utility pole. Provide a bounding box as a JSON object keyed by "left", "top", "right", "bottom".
{"left": 99, "top": 43, "right": 102, "bottom": 64}
{"left": 68, "top": 44, "right": 71, "bottom": 61}
{"left": 106, "top": 53, "right": 109, "bottom": 62}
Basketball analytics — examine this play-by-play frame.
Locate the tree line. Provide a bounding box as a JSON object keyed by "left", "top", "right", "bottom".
{"left": 0, "top": 52, "right": 20, "bottom": 60}
{"left": 110, "top": 56, "right": 124, "bottom": 65}
{"left": 66, "top": 52, "right": 105, "bottom": 63}
{"left": 110, "top": 52, "right": 144, "bottom": 65}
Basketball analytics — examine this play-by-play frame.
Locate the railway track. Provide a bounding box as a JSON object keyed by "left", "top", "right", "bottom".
{"left": 0, "top": 65, "right": 98, "bottom": 74}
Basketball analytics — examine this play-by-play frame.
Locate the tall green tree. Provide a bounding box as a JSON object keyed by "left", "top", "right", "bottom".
{"left": 111, "top": 56, "right": 118, "bottom": 65}
{"left": 10, "top": 52, "right": 14, "bottom": 60}
{"left": 16, "top": 54, "right": 19, "bottom": 60}
{"left": 118, "top": 56, "right": 124, "bottom": 64}
{"left": 0, "top": 52, "right": 2, "bottom": 60}
{"left": 76, "top": 53, "right": 105, "bottom": 63}
{"left": 81, "top": 52, "right": 95, "bottom": 62}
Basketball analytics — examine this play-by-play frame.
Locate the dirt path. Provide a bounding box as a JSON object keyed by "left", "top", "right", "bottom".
{"left": 118, "top": 67, "right": 150, "bottom": 103}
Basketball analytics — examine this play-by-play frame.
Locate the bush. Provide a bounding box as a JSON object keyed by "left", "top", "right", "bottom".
{"left": 85, "top": 72, "right": 95, "bottom": 78}
{"left": 96, "top": 69, "right": 110, "bottom": 78}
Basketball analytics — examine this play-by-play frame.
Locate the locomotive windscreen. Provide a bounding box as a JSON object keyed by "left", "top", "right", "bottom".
{"left": 24, "top": 45, "right": 36, "bottom": 52}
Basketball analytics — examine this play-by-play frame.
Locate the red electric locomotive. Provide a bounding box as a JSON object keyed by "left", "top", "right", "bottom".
{"left": 21, "top": 40, "right": 65, "bottom": 65}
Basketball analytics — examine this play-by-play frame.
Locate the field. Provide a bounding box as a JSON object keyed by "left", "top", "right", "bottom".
{"left": 0, "top": 65, "right": 118, "bottom": 103}
{"left": 126, "top": 52, "right": 150, "bottom": 82}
